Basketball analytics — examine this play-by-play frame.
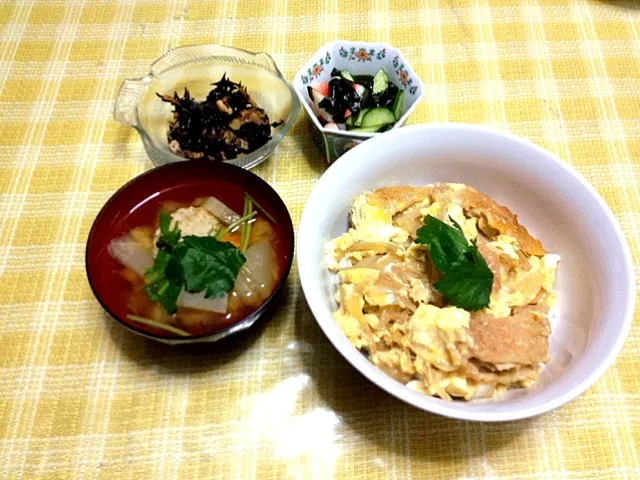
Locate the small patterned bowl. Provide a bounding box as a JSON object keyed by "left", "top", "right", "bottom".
{"left": 294, "top": 41, "right": 423, "bottom": 164}
{"left": 114, "top": 44, "right": 300, "bottom": 170}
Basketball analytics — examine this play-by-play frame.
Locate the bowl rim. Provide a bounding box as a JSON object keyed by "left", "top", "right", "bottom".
{"left": 114, "top": 43, "right": 301, "bottom": 170}
{"left": 85, "top": 161, "right": 295, "bottom": 344}
{"left": 293, "top": 40, "right": 424, "bottom": 139}
{"left": 297, "top": 122, "right": 636, "bottom": 421}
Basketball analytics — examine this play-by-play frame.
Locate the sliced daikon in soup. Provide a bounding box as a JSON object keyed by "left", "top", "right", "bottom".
{"left": 176, "top": 290, "right": 228, "bottom": 313}
{"left": 233, "top": 239, "right": 278, "bottom": 307}
{"left": 201, "top": 196, "right": 240, "bottom": 225}
{"left": 108, "top": 235, "right": 154, "bottom": 276}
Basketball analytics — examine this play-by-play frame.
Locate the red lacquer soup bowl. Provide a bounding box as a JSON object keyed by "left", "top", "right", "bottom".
{"left": 86, "top": 162, "right": 294, "bottom": 345}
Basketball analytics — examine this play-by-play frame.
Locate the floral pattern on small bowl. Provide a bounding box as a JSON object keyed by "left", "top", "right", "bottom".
{"left": 301, "top": 51, "right": 332, "bottom": 85}
{"left": 339, "top": 46, "right": 387, "bottom": 62}
{"left": 392, "top": 55, "right": 418, "bottom": 95}
{"left": 294, "top": 41, "right": 424, "bottom": 164}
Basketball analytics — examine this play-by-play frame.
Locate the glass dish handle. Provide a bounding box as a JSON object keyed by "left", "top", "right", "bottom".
{"left": 113, "top": 76, "right": 150, "bottom": 127}
{"left": 253, "top": 52, "right": 278, "bottom": 72}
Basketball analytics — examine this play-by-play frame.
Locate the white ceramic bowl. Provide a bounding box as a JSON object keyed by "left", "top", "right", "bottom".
{"left": 297, "top": 123, "right": 635, "bottom": 422}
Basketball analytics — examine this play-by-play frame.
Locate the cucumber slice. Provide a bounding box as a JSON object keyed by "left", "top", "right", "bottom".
{"left": 392, "top": 90, "right": 404, "bottom": 120}
{"left": 340, "top": 71, "right": 355, "bottom": 82}
{"left": 353, "top": 108, "right": 371, "bottom": 128}
{"left": 361, "top": 107, "right": 395, "bottom": 129}
{"left": 372, "top": 68, "right": 390, "bottom": 94}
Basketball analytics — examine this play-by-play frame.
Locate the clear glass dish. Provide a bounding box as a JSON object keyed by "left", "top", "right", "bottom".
{"left": 114, "top": 44, "right": 300, "bottom": 169}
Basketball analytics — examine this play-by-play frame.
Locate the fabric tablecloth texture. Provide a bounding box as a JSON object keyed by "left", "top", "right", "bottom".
{"left": 1, "top": 0, "right": 639, "bottom": 478}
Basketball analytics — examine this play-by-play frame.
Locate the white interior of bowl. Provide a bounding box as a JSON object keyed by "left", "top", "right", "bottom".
{"left": 297, "top": 123, "right": 635, "bottom": 421}
{"left": 139, "top": 62, "right": 294, "bottom": 151}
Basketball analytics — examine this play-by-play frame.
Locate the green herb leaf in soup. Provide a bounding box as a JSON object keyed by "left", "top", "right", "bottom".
{"left": 144, "top": 250, "right": 183, "bottom": 314}
{"left": 180, "top": 236, "right": 246, "bottom": 298}
{"left": 157, "top": 211, "right": 181, "bottom": 251}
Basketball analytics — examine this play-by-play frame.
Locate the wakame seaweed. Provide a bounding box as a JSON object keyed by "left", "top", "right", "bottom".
{"left": 157, "top": 74, "right": 283, "bottom": 162}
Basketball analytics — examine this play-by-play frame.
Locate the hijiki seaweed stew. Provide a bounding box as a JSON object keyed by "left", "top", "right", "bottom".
{"left": 107, "top": 191, "right": 287, "bottom": 337}
{"left": 158, "top": 74, "right": 283, "bottom": 162}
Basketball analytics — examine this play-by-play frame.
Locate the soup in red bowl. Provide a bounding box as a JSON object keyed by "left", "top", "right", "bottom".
{"left": 86, "top": 162, "right": 294, "bottom": 344}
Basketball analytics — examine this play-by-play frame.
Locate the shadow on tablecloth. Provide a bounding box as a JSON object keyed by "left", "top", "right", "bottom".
{"left": 102, "top": 282, "right": 293, "bottom": 375}
{"left": 290, "top": 117, "right": 329, "bottom": 177}
{"left": 591, "top": 0, "right": 640, "bottom": 9}
{"left": 111, "top": 121, "right": 140, "bottom": 161}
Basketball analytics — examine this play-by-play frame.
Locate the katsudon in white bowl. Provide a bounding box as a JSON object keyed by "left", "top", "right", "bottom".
{"left": 297, "top": 123, "right": 635, "bottom": 421}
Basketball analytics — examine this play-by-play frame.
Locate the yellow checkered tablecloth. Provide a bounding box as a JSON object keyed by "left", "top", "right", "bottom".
{"left": 1, "top": 0, "right": 639, "bottom": 478}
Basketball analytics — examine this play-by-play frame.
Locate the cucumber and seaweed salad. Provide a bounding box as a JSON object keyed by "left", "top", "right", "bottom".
{"left": 307, "top": 68, "right": 405, "bottom": 133}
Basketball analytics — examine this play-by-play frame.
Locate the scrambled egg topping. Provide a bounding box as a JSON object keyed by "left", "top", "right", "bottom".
{"left": 327, "top": 185, "right": 559, "bottom": 401}
{"left": 326, "top": 194, "right": 409, "bottom": 270}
